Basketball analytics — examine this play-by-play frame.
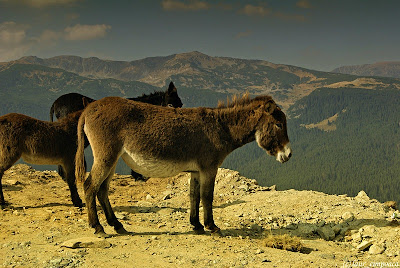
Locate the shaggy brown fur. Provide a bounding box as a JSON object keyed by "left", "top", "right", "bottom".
{"left": 0, "top": 111, "right": 85, "bottom": 207}
{"left": 76, "top": 95, "right": 292, "bottom": 237}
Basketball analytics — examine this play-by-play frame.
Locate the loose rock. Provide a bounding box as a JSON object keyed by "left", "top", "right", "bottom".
{"left": 61, "top": 237, "right": 112, "bottom": 249}
{"left": 357, "top": 240, "right": 374, "bottom": 251}
{"left": 369, "top": 244, "right": 385, "bottom": 255}
{"left": 342, "top": 212, "right": 355, "bottom": 222}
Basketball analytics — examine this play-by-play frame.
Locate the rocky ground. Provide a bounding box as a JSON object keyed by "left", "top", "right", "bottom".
{"left": 1, "top": 164, "right": 400, "bottom": 268}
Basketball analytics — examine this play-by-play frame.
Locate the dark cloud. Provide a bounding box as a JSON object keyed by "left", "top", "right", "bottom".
{"left": 161, "top": 0, "right": 211, "bottom": 11}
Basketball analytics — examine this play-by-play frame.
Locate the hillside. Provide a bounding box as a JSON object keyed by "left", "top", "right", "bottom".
{"left": 1, "top": 165, "right": 399, "bottom": 267}
{"left": 0, "top": 63, "right": 230, "bottom": 120}
{"left": 12, "top": 52, "right": 400, "bottom": 108}
{"left": 332, "top": 62, "right": 400, "bottom": 79}
{"left": 0, "top": 63, "right": 159, "bottom": 120}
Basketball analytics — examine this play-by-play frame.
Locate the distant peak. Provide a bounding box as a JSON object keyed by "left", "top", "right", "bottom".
{"left": 19, "top": 56, "right": 39, "bottom": 60}
{"left": 179, "top": 51, "right": 209, "bottom": 58}
{"left": 189, "top": 51, "right": 207, "bottom": 55}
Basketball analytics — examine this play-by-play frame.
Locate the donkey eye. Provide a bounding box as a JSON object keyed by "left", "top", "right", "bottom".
{"left": 276, "top": 123, "right": 283, "bottom": 129}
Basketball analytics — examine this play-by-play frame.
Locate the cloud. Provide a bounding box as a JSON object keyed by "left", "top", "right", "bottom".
{"left": 238, "top": 3, "right": 306, "bottom": 22}
{"left": 235, "top": 30, "right": 253, "bottom": 39}
{"left": 240, "top": 4, "right": 271, "bottom": 17}
{"left": 0, "top": 0, "right": 81, "bottom": 8}
{"left": 274, "top": 12, "right": 306, "bottom": 22}
{"left": 0, "top": 22, "right": 33, "bottom": 62}
{"left": 0, "top": 22, "right": 112, "bottom": 62}
{"left": 161, "top": 1, "right": 308, "bottom": 22}
{"left": 296, "top": 0, "right": 313, "bottom": 9}
{"left": 0, "top": 22, "right": 29, "bottom": 45}
{"left": 64, "top": 24, "right": 111, "bottom": 41}
{"left": 161, "top": 0, "right": 211, "bottom": 11}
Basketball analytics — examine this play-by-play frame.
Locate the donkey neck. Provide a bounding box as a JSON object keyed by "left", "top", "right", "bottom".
{"left": 57, "top": 111, "right": 82, "bottom": 132}
{"left": 132, "top": 92, "right": 164, "bottom": 106}
{"left": 214, "top": 106, "right": 263, "bottom": 150}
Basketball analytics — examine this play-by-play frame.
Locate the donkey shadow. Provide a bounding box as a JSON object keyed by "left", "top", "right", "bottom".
{"left": 3, "top": 184, "right": 23, "bottom": 192}
{"left": 7, "top": 202, "right": 80, "bottom": 210}
{"left": 113, "top": 198, "right": 246, "bottom": 214}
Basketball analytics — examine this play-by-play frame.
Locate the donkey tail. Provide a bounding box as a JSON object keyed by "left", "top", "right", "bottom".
{"left": 75, "top": 113, "right": 86, "bottom": 183}
{"left": 49, "top": 103, "right": 55, "bottom": 122}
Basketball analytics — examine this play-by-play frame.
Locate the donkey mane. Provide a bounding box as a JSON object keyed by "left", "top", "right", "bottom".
{"left": 217, "top": 93, "right": 273, "bottom": 109}
{"left": 138, "top": 90, "right": 164, "bottom": 98}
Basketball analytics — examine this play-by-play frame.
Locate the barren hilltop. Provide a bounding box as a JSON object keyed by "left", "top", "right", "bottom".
{"left": 1, "top": 164, "right": 399, "bottom": 267}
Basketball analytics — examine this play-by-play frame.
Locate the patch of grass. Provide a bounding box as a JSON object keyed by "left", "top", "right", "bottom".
{"left": 263, "top": 234, "right": 303, "bottom": 252}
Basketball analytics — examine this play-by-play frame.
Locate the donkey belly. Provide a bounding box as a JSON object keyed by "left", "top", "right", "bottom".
{"left": 121, "top": 151, "right": 198, "bottom": 178}
{"left": 21, "top": 153, "right": 63, "bottom": 166}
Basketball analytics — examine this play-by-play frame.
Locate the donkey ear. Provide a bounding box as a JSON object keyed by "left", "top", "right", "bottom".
{"left": 82, "top": 97, "right": 91, "bottom": 108}
{"left": 167, "top": 81, "right": 177, "bottom": 93}
{"left": 264, "top": 101, "right": 276, "bottom": 114}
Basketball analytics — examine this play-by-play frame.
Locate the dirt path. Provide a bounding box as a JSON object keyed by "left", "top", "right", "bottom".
{"left": 1, "top": 164, "right": 399, "bottom": 267}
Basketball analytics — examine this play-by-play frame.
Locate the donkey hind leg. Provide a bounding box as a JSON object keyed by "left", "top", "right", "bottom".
{"left": 63, "top": 162, "right": 83, "bottom": 208}
{"left": 84, "top": 163, "right": 116, "bottom": 238}
{"left": 189, "top": 171, "right": 205, "bottom": 234}
{"left": 96, "top": 164, "right": 129, "bottom": 235}
{"left": 58, "top": 165, "right": 65, "bottom": 181}
{"left": 200, "top": 170, "right": 221, "bottom": 234}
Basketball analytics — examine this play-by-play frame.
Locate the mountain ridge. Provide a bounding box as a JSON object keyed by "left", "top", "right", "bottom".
{"left": 332, "top": 61, "right": 400, "bottom": 79}
{"left": 8, "top": 51, "right": 400, "bottom": 109}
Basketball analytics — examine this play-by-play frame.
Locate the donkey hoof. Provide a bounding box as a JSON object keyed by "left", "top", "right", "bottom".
{"left": 95, "top": 231, "right": 111, "bottom": 238}
{"left": 115, "top": 227, "right": 130, "bottom": 235}
{"left": 193, "top": 227, "right": 205, "bottom": 235}
{"left": 0, "top": 201, "right": 10, "bottom": 209}
{"left": 73, "top": 201, "right": 84, "bottom": 208}
{"left": 94, "top": 227, "right": 111, "bottom": 238}
{"left": 210, "top": 228, "right": 223, "bottom": 237}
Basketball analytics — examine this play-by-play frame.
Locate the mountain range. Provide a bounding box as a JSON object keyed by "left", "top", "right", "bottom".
{"left": 1, "top": 51, "right": 400, "bottom": 205}
{"left": 10, "top": 51, "right": 400, "bottom": 109}
{"left": 332, "top": 61, "right": 400, "bottom": 79}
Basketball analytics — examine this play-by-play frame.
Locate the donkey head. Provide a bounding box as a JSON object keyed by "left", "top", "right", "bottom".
{"left": 164, "top": 82, "right": 183, "bottom": 108}
{"left": 255, "top": 101, "right": 292, "bottom": 163}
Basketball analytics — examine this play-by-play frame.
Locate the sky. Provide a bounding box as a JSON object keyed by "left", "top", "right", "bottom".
{"left": 1, "top": 0, "right": 400, "bottom": 71}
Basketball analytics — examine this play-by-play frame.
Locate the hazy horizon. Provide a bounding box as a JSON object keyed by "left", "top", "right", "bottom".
{"left": 1, "top": 0, "right": 400, "bottom": 72}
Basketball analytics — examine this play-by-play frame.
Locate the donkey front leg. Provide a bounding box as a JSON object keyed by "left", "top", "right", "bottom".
{"left": 200, "top": 170, "right": 220, "bottom": 234}
{"left": 63, "top": 162, "right": 83, "bottom": 208}
{"left": 0, "top": 171, "right": 6, "bottom": 208}
{"left": 0, "top": 155, "right": 21, "bottom": 208}
{"left": 189, "top": 171, "right": 205, "bottom": 234}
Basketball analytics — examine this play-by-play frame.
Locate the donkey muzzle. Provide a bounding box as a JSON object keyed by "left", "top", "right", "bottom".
{"left": 276, "top": 143, "right": 292, "bottom": 163}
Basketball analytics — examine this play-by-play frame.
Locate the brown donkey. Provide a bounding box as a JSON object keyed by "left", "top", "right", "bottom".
{"left": 76, "top": 94, "right": 292, "bottom": 237}
{"left": 0, "top": 111, "right": 85, "bottom": 208}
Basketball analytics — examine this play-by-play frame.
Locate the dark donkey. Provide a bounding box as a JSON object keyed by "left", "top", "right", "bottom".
{"left": 75, "top": 94, "right": 292, "bottom": 237}
{"left": 0, "top": 111, "right": 85, "bottom": 208}
{"left": 50, "top": 81, "right": 182, "bottom": 180}
{"left": 49, "top": 81, "right": 182, "bottom": 122}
